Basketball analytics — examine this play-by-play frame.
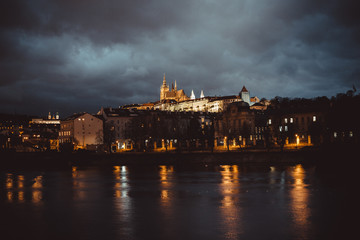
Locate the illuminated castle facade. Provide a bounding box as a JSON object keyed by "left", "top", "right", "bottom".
{"left": 155, "top": 75, "right": 261, "bottom": 112}
{"left": 160, "top": 74, "right": 189, "bottom": 102}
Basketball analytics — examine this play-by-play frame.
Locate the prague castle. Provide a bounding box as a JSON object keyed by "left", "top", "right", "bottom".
{"left": 160, "top": 74, "right": 189, "bottom": 102}
{"left": 155, "top": 74, "right": 261, "bottom": 112}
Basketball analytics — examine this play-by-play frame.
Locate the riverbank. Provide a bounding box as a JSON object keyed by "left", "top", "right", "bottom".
{"left": 0, "top": 145, "right": 357, "bottom": 169}
{"left": 1, "top": 144, "right": 351, "bottom": 170}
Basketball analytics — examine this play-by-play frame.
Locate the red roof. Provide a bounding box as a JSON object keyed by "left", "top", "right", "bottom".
{"left": 241, "top": 86, "right": 248, "bottom": 92}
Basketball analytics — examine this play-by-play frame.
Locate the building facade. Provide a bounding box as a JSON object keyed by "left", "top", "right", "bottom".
{"left": 59, "top": 113, "right": 103, "bottom": 150}
{"left": 214, "top": 102, "right": 256, "bottom": 149}
{"left": 97, "top": 107, "right": 135, "bottom": 152}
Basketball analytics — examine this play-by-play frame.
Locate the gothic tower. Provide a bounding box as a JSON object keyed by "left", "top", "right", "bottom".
{"left": 240, "top": 86, "right": 250, "bottom": 105}
{"left": 160, "top": 73, "right": 169, "bottom": 101}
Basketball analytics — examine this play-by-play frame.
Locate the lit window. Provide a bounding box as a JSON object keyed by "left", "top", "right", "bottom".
{"left": 313, "top": 116, "right": 316, "bottom": 122}
{"left": 285, "top": 126, "right": 288, "bottom": 132}
{"left": 279, "top": 126, "right": 283, "bottom": 132}
{"left": 268, "top": 119, "right": 272, "bottom": 125}
{"left": 290, "top": 118, "right": 293, "bottom": 123}
{"left": 284, "top": 118, "right": 288, "bottom": 124}
{"left": 334, "top": 132, "right": 337, "bottom": 138}
{"left": 349, "top": 131, "right": 353, "bottom": 137}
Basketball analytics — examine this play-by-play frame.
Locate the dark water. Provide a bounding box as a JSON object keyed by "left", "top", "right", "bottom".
{"left": 0, "top": 162, "right": 349, "bottom": 240}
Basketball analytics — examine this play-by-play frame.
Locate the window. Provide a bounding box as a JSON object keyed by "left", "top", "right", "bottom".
{"left": 279, "top": 126, "right": 283, "bottom": 132}
{"left": 334, "top": 132, "right": 337, "bottom": 138}
{"left": 290, "top": 118, "right": 293, "bottom": 123}
{"left": 268, "top": 119, "right": 272, "bottom": 125}
{"left": 284, "top": 118, "right": 288, "bottom": 124}
{"left": 285, "top": 126, "right": 288, "bottom": 132}
{"left": 313, "top": 116, "right": 316, "bottom": 122}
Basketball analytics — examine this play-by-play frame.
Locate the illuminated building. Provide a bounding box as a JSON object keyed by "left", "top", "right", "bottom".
{"left": 97, "top": 107, "right": 135, "bottom": 152}
{"left": 59, "top": 112, "right": 103, "bottom": 150}
{"left": 155, "top": 75, "right": 260, "bottom": 112}
{"left": 160, "top": 74, "right": 189, "bottom": 102}
{"left": 214, "top": 101, "right": 256, "bottom": 149}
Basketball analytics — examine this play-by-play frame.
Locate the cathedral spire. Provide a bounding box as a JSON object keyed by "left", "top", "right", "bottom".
{"left": 190, "top": 90, "right": 195, "bottom": 100}
{"left": 163, "top": 73, "right": 166, "bottom": 86}
{"left": 174, "top": 80, "right": 177, "bottom": 91}
{"left": 200, "top": 90, "right": 204, "bottom": 98}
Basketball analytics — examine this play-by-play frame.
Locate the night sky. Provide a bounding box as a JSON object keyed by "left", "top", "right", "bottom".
{"left": 1, "top": 0, "right": 359, "bottom": 117}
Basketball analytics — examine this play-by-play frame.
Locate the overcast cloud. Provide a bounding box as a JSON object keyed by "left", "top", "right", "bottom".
{"left": 1, "top": 0, "right": 359, "bottom": 116}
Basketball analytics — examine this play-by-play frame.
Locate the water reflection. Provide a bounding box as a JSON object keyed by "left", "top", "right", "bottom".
{"left": 32, "top": 175, "right": 43, "bottom": 204}
{"left": 159, "top": 165, "right": 174, "bottom": 205}
{"left": 289, "top": 164, "right": 310, "bottom": 238}
{"left": 4, "top": 173, "right": 43, "bottom": 204}
{"left": 113, "top": 166, "right": 129, "bottom": 199}
{"left": 219, "top": 165, "right": 242, "bottom": 238}
{"left": 113, "top": 166, "right": 133, "bottom": 236}
{"left": 72, "top": 166, "right": 87, "bottom": 200}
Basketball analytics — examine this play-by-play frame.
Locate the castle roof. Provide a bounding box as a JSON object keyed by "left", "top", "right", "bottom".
{"left": 240, "top": 86, "right": 249, "bottom": 93}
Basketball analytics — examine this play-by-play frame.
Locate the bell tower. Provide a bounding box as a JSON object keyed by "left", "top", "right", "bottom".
{"left": 160, "top": 73, "right": 169, "bottom": 101}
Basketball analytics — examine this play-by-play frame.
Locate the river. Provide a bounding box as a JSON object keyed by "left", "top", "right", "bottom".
{"left": 0, "top": 162, "right": 349, "bottom": 240}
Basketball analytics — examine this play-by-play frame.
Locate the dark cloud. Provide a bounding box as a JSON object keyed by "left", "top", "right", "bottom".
{"left": 1, "top": 0, "right": 359, "bottom": 117}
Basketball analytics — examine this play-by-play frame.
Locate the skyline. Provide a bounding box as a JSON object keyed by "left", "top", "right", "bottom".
{"left": 1, "top": 0, "right": 359, "bottom": 116}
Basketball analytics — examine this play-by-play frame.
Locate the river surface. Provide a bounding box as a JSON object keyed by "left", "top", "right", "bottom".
{"left": 0, "top": 162, "right": 348, "bottom": 240}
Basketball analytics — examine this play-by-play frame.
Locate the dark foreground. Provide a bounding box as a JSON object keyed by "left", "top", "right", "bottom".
{"left": 0, "top": 146, "right": 356, "bottom": 240}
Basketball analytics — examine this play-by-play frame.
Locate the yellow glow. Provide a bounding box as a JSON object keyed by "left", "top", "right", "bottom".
{"left": 18, "top": 191, "right": 25, "bottom": 202}
{"left": 289, "top": 164, "right": 310, "bottom": 237}
{"left": 219, "top": 165, "right": 242, "bottom": 237}
{"left": 7, "top": 191, "right": 13, "bottom": 202}
{"left": 32, "top": 190, "right": 42, "bottom": 203}
{"left": 161, "top": 190, "right": 169, "bottom": 199}
{"left": 32, "top": 176, "right": 43, "bottom": 204}
{"left": 159, "top": 165, "right": 174, "bottom": 184}
{"left": 32, "top": 176, "right": 43, "bottom": 188}
{"left": 18, "top": 175, "right": 24, "bottom": 189}
{"left": 6, "top": 173, "right": 13, "bottom": 189}
{"left": 72, "top": 166, "right": 78, "bottom": 178}
{"left": 159, "top": 165, "right": 174, "bottom": 219}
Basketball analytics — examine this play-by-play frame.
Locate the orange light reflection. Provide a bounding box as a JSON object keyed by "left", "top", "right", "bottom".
{"left": 289, "top": 164, "right": 310, "bottom": 237}
{"left": 219, "top": 165, "right": 242, "bottom": 238}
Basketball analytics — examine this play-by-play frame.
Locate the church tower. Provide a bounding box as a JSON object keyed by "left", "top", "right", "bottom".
{"left": 240, "top": 86, "right": 250, "bottom": 105}
{"left": 160, "top": 73, "right": 169, "bottom": 101}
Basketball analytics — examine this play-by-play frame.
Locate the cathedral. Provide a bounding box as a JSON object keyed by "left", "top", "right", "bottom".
{"left": 160, "top": 74, "right": 189, "bottom": 102}
{"left": 155, "top": 74, "right": 261, "bottom": 112}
